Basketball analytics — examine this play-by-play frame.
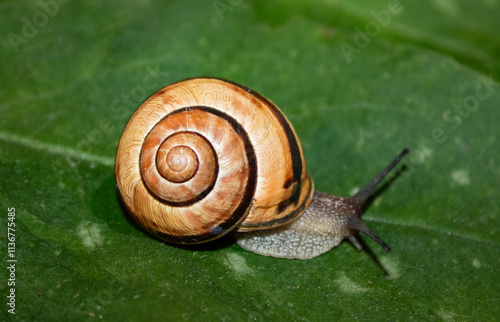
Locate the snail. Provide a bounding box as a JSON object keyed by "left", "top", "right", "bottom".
{"left": 115, "top": 77, "right": 408, "bottom": 260}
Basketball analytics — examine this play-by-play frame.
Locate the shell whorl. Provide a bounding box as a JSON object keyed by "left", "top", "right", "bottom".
{"left": 115, "top": 78, "right": 314, "bottom": 244}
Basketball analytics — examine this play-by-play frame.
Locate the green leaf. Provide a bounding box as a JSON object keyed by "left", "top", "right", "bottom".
{"left": 1, "top": 0, "right": 499, "bottom": 320}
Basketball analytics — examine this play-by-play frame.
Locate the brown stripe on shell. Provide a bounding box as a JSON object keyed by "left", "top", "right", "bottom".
{"left": 227, "top": 79, "right": 307, "bottom": 217}
{"left": 222, "top": 78, "right": 304, "bottom": 187}
{"left": 236, "top": 173, "right": 314, "bottom": 231}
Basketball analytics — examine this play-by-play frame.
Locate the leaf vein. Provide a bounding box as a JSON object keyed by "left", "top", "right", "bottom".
{"left": 0, "top": 131, "right": 114, "bottom": 167}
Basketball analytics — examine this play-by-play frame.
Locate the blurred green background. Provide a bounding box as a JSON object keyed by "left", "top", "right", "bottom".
{"left": 1, "top": 0, "right": 499, "bottom": 320}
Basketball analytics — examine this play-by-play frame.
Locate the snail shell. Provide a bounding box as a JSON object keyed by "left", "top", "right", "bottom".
{"left": 115, "top": 77, "right": 313, "bottom": 244}
{"left": 115, "top": 77, "right": 408, "bottom": 259}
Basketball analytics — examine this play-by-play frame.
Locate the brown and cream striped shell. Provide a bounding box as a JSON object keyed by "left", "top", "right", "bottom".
{"left": 115, "top": 77, "right": 314, "bottom": 244}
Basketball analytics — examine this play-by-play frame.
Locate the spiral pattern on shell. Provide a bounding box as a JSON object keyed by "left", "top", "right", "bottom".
{"left": 115, "top": 78, "right": 314, "bottom": 243}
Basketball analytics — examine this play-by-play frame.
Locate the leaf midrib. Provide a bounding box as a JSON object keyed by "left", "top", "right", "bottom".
{"left": 0, "top": 130, "right": 114, "bottom": 167}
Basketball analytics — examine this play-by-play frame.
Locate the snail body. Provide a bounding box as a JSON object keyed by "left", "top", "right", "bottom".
{"left": 115, "top": 77, "right": 408, "bottom": 259}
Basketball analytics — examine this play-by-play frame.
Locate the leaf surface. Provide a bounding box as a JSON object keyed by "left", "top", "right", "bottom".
{"left": 0, "top": 0, "right": 499, "bottom": 320}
